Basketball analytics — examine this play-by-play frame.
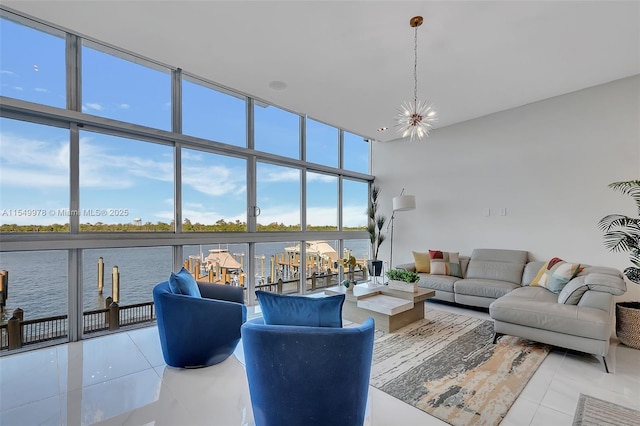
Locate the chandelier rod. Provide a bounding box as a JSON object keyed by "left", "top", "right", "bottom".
{"left": 413, "top": 22, "right": 418, "bottom": 107}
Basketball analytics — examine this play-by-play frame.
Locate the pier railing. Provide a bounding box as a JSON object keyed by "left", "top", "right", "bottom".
{"left": 0, "top": 301, "right": 155, "bottom": 351}
{"left": 0, "top": 269, "right": 367, "bottom": 352}
{"left": 254, "top": 269, "right": 367, "bottom": 294}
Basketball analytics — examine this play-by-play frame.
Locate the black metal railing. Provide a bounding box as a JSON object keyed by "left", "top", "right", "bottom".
{"left": 1, "top": 301, "right": 155, "bottom": 352}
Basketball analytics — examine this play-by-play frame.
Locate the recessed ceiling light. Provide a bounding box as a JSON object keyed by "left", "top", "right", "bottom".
{"left": 268, "top": 81, "right": 287, "bottom": 91}
{"left": 377, "top": 127, "right": 389, "bottom": 132}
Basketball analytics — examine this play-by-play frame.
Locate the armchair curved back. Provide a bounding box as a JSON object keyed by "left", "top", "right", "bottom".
{"left": 153, "top": 281, "right": 246, "bottom": 368}
{"left": 242, "top": 317, "right": 375, "bottom": 426}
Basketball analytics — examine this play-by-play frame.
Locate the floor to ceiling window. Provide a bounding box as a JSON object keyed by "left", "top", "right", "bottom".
{"left": 0, "top": 118, "right": 70, "bottom": 232}
{"left": 182, "top": 75, "right": 247, "bottom": 147}
{"left": 0, "top": 8, "right": 373, "bottom": 354}
{"left": 0, "top": 17, "right": 66, "bottom": 108}
{"left": 81, "top": 40, "right": 172, "bottom": 130}
{"left": 181, "top": 148, "right": 247, "bottom": 232}
{"left": 79, "top": 131, "right": 174, "bottom": 231}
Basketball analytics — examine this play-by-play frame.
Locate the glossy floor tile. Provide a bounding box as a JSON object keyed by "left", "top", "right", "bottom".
{"left": 0, "top": 302, "right": 638, "bottom": 425}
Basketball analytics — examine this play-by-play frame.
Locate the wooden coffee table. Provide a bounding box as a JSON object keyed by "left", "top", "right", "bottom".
{"left": 325, "top": 283, "right": 435, "bottom": 332}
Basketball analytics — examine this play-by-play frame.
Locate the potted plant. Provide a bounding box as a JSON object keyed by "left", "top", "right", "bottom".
{"left": 599, "top": 179, "right": 640, "bottom": 349}
{"left": 339, "top": 254, "right": 358, "bottom": 291}
{"left": 367, "top": 185, "right": 387, "bottom": 279}
{"left": 386, "top": 268, "right": 420, "bottom": 293}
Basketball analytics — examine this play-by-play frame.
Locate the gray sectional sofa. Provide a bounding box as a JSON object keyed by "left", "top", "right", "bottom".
{"left": 396, "top": 248, "right": 627, "bottom": 372}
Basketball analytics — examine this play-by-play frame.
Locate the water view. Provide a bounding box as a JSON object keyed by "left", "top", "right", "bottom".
{"left": 0, "top": 240, "right": 369, "bottom": 320}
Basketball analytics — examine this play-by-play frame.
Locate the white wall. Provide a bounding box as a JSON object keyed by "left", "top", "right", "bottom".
{"left": 373, "top": 75, "right": 640, "bottom": 301}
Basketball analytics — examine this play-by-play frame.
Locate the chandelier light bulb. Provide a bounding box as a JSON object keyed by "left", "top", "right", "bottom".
{"left": 396, "top": 100, "right": 438, "bottom": 141}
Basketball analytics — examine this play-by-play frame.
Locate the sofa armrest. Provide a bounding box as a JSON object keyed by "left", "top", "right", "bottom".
{"left": 577, "top": 290, "right": 614, "bottom": 313}
{"left": 395, "top": 263, "right": 417, "bottom": 272}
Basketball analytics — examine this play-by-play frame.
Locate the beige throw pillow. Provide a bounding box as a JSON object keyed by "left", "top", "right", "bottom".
{"left": 412, "top": 251, "right": 431, "bottom": 273}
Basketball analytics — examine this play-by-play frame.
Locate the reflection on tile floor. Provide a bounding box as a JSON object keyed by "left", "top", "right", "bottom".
{"left": 1, "top": 302, "right": 638, "bottom": 425}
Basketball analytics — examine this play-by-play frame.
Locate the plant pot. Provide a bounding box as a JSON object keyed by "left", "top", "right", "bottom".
{"left": 367, "top": 260, "right": 383, "bottom": 277}
{"left": 388, "top": 279, "right": 418, "bottom": 293}
{"left": 616, "top": 301, "right": 640, "bottom": 349}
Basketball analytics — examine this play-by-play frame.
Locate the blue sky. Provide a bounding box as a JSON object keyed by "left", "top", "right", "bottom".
{"left": 0, "top": 17, "right": 370, "bottom": 228}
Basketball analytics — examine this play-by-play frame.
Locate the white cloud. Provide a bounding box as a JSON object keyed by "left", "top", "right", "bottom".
{"left": 78, "top": 136, "right": 173, "bottom": 189}
{"left": 260, "top": 167, "right": 300, "bottom": 183}
{"left": 33, "top": 87, "right": 49, "bottom": 93}
{"left": 12, "top": 86, "right": 23, "bottom": 91}
{"left": 341, "top": 204, "right": 368, "bottom": 228}
{"left": 184, "top": 201, "right": 206, "bottom": 210}
{"left": 182, "top": 158, "right": 246, "bottom": 197}
{"left": 0, "top": 70, "right": 15, "bottom": 75}
{"left": 306, "top": 206, "right": 337, "bottom": 227}
{"left": 83, "top": 102, "right": 103, "bottom": 111}
{"left": 307, "top": 173, "right": 337, "bottom": 183}
{"left": 250, "top": 202, "right": 303, "bottom": 227}
{"left": 0, "top": 133, "right": 68, "bottom": 188}
{"left": 154, "top": 210, "right": 174, "bottom": 221}
{"left": 119, "top": 103, "right": 130, "bottom": 109}
{"left": 181, "top": 208, "right": 223, "bottom": 224}
{"left": 181, "top": 150, "right": 203, "bottom": 161}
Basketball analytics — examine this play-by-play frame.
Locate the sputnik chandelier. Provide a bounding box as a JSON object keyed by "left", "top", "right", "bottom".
{"left": 395, "top": 16, "right": 437, "bottom": 141}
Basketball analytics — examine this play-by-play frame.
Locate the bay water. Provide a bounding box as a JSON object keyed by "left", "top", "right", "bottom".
{"left": 0, "top": 240, "right": 368, "bottom": 320}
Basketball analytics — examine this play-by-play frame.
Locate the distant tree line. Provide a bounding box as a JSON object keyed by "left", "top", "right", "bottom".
{"left": 1, "top": 219, "right": 366, "bottom": 233}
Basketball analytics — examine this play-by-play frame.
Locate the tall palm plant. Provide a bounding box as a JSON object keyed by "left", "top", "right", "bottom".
{"left": 599, "top": 180, "right": 640, "bottom": 283}
{"left": 367, "top": 185, "right": 387, "bottom": 262}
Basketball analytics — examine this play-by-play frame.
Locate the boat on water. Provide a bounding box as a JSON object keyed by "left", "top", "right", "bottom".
{"left": 284, "top": 240, "right": 339, "bottom": 262}
{"left": 188, "top": 248, "right": 246, "bottom": 286}
{"left": 204, "top": 249, "right": 243, "bottom": 271}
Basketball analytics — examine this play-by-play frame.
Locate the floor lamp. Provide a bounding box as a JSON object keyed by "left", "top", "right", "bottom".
{"left": 389, "top": 191, "right": 416, "bottom": 269}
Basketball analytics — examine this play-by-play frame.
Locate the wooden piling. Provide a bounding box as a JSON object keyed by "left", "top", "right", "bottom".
{"left": 108, "top": 301, "right": 119, "bottom": 330}
{"left": 97, "top": 257, "right": 104, "bottom": 294}
{"left": 270, "top": 256, "right": 275, "bottom": 283}
{"left": 0, "top": 270, "right": 7, "bottom": 313}
{"left": 112, "top": 266, "right": 120, "bottom": 303}
{"left": 12, "top": 307, "right": 23, "bottom": 321}
{"left": 7, "top": 315, "right": 21, "bottom": 350}
{"left": 105, "top": 296, "right": 113, "bottom": 324}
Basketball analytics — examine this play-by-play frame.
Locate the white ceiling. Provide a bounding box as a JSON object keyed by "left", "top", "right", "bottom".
{"left": 4, "top": 1, "right": 640, "bottom": 142}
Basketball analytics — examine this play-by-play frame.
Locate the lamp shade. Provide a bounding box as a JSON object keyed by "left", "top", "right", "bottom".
{"left": 392, "top": 195, "right": 416, "bottom": 212}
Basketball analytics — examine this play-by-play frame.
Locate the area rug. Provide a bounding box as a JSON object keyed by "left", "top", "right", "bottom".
{"left": 370, "top": 310, "right": 549, "bottom": 426}
{"left": 572, "top": 394, "right": 640, "bottom": 426}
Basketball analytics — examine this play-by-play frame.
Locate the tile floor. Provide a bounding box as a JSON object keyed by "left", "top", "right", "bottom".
{"left": 1, "top": 302, "right": 639, "bottom": 426}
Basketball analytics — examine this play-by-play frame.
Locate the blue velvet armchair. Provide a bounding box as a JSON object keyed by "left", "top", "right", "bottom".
{"left": 241, "top": 317, "right": 375, "bottom": 426}
{"left": 153, "top": 280, "right": 247, "bottom": 368}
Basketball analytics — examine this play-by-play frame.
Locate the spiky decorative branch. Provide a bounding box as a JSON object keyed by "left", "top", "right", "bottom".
{"left": 599, "top": 180, "right": 640, "bottom": 283}
{"left": 367, "top": 185, "right": 387, "bottom": 261}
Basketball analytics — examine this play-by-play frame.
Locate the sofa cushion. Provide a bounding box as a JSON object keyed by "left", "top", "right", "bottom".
{"left": 466, "top": 248, "right": 527, "bottom": 285}
{"left": 454, "top": 279, "right": 520, "bottom": 299}
{"left": 557, "top": 276, "right": 588, "bottom": 305}
{"left": 412, "top": 251, "right": 431, "bottom": 273}
{"left": 489, "top": 287, "right": 611, "bottom": 340}
{"left": 585, "top": 272, "right": 626, "bottom": 295}
{"left": 417, "top": 273, "right": 458, "bottom": 293}
{"left": 168, "top": 267, "right": 202, "bottom": 298}
{"left": 531, "top": 257, "right": 582, "bottom": 294}
{"left": 256, "top": 291, "right": 344, "bottom": 328}
{"left": 522, "top": 261, "right": 546, "bottom": 286}
{"left": 429, "top": 250, "right": 463, "bottom": 278}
